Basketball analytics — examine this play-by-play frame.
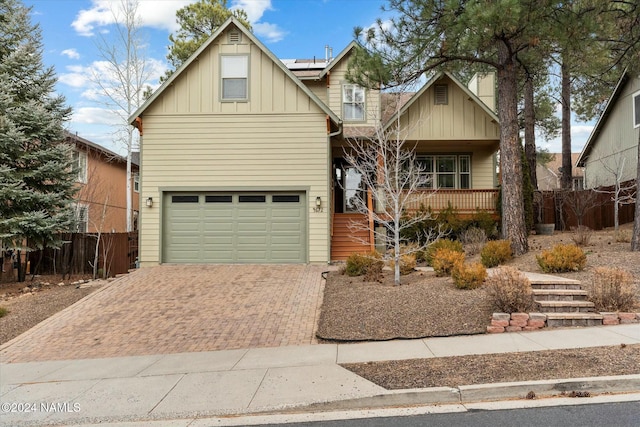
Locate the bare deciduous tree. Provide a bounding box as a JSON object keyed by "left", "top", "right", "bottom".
{"left": 594, "top": 156, "right": 637, "bottom": 232}
{"left": 91, "top": 0, "right": 153, "bottom": 232}
{"left": 343, "top": 90, "right": 445, "bottom": 285}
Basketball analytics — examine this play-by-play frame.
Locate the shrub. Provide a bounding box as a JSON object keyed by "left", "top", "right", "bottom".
{"left": 345, "top": 251, "right": 384, "bottom": 280}
{"left": 432, "top": 248, "right": 465, "bottom": 277}
{"left": 424, "top": 238, "right": 464, "bottom": 266}
{"left": 461, "top": 226, "right": 487, "bottom": 256}
{"left": 0, "top": 306, "right": 7, "bottom": 318}
{"left": 536, "top": 243, "right": 586, "bottom": 273}
{"left": 589, "top": 267, "right": 637, "bottom": 312}
{"left": 452, "top": 262, "right": 487, "bottom": 289}
{"left": 614, "top": 230, "right": 631, "bottom": 243}
{"left": 485, "top": 267, "right": 535, "bottom": 313}
{"left": 480, "top": 240, "right": 513, "bottom": 268}
{"left": 469, "top": 210, "right": 499, "bottom": 239}
{"left": 389, "top": 253, "right": 417, "bottom": 275}
{"left": 570, "top": 225, "right": 593, "bottom": 247}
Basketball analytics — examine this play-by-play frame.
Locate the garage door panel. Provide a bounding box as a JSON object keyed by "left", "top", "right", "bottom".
{"left": 204, "top": 222, "right": 234, "bottom": 232}
{"left": 237, "top": 222, "right": 269, "bottom": 232}
{"left": 163, "top": 192, "right": 306, "bottom": 263}
{"left": 271, "top": 222, "right": 302, "bottom": 232}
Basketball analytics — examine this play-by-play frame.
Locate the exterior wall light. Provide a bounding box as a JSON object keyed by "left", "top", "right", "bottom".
{"left": 146, "top": 197, "right": 153, "bottom": 208}
{"left": 314, "top": 196, "right": 323, "bottom": 213}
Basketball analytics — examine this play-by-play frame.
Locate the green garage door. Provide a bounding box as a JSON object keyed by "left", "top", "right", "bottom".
{"left": 163, "top": 192, "right": 306, "bottom": 263}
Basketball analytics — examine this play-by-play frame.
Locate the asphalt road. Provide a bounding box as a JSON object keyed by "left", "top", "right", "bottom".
{"left": 260, "top": 401, "right": 640, "bottom": 427}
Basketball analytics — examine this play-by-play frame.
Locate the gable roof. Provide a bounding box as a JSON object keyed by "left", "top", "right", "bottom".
{"left": 576, "top": 71, "right": 629, "bottom": 167}
{"left": 129, "top": 17, "right": 340, "bottom": 128}
{"left": 317, "top": 41, "right": 358, "bottom": 79}
{"left": 64, "top": 131, "right": 139, "bottom": 166}
{"left": 382, "top": 71, "right": 499, "bottom": 131}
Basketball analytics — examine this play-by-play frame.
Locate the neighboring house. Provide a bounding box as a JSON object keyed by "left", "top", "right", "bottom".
{"left": 577, "top": 71, "right": 640, "bottom": 189}
{"left": 66, "top": 131, "right": 140, "bottom": 233}
{"left": 536, "top": 153, "right": 585, "bottom": 191}
{"left": 129, "top": 17, "right": 500, "bottom": 265}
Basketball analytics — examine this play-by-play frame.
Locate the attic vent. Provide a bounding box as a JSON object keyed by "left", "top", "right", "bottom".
{"left": 228, "top": 30, "right": 242, "bottom": 44}
{"left": 434, "top": 84, "right": 448, "bottom": 105}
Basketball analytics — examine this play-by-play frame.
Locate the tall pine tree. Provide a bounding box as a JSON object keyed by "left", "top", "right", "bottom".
{"left": 0, "top": 0, "right": 76, "bottom": 281}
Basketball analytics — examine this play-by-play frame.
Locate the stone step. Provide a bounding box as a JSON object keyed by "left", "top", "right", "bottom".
{"left": 530, "top": 282, "right": 583, "bottom": 290}
{"left": 536, "top": 300, "right": 596, "bottom": 313}
{"left": 531, "top": 289, "right": 589, "bottom": 301}
{"left": 545, "top": 313, "right": 604, "bottom": 327}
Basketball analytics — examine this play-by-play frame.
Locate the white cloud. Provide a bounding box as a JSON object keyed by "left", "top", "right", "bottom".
{"left": 72, "top": 107, "right": 121, "bottom": 126}
{"left": 72, "top": 0, "right": 191, "bottom": 36}
{"left": 232, "top": 0, "right": 272, "bottom": 22}
{"left": 61, "top": 48, "right": 80, "bottom": 59}
{"left": 72, "top": 0, "right": 286, "bottom": 44}
{"left": 253, "top": 22, "right": 286, "bottom": 43}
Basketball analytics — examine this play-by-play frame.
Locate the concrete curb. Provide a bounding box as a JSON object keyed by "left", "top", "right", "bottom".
{"left": 286, "top": 374, "right": 640, "bottom": 414}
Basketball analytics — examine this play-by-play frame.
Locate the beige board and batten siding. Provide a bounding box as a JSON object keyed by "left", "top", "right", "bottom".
{"left": 582, "top": 77, "right": 640, "bottom": 188}
{"left": 326, "top": 53, "right": 381, "bottom": 126}
{"left": 396, "top": 76, "right": 500, "bottom": 141}
{"left": 138, "top": 26, "right": 331, "bottom": 265}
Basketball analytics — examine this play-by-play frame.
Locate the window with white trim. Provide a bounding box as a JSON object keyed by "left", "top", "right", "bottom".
{"left": 71, "top": 204, "right": 88, "bottom": 233}
{"left": 133, "top": 173, "right": 140, "bottom": 193}
{"left": 221, "top": 55, "right": 248, "bottom": 101}
{"left": 72, "top": 150, "right": 87, "bottom": 183}
{"left": 633, "top": 91, "right": 640, "bottom": 128}
{"left": 343, "top": 84, "right": 365, "bottom": 121}
{"left": 415, "top": 155, "right": 471, "bottom": 189}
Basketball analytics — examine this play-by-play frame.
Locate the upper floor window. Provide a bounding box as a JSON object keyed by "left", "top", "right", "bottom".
{"left": 343, "top": 84, "right": 365, "bottom": 121}
{"left": 221, "top": 55, "right": 248, "bottom": 101}
{"left": 633, "top": 91, "right": 640, "bottom": 128}
{"left": 72, "top": 150, "right": 87, "bottom": 183}
{"left": 133, "top": 173, "right": 140, "bottom": 193}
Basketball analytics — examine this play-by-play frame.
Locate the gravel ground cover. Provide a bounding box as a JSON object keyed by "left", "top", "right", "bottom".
{"left": 317, "top": 226, "right": 640, "bottom": 342}
{"left": 343, "top": 344, "right": 640, "bottom": 389}
{"left": 0, "top": 276, "right": 102, "bottom": 345}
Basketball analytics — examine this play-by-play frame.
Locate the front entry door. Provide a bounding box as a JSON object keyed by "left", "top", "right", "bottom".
{"left": 344, "top": 167, "right": 364, "bottom": 212}
{"left": 333, "top": 159, "right": 365, "bottom": 213}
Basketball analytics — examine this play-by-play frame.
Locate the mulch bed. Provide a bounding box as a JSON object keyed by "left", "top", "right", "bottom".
{"left": 316, "top": 270, "right": 493, "bottom": 341}
{"left": 342, "top": 344, "right": 640, "bottom": 389}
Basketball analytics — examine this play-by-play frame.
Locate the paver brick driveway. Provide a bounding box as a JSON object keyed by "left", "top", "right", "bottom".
{"left": 0, "top": 265, "right": 328, "bottom": 363}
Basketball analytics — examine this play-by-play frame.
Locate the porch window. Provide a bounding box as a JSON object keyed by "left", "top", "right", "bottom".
{"left": 343, "top": 84, "right": 365, "bottom": 121}
{"left": 221, "top": 55, "right": 248, "bottom": 101}
{"left": 459, "top": 155, "right": 471, "bottom": 189}
{"left": 416, "top": 154, "right": 471, "bottom": 189}
{"left": 436, "top": 156, "right": 456, "bottom": 188}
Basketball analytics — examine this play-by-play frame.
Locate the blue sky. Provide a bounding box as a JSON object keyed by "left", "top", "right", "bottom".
{"left": 25, "top": 0, "right": 592, "bottom": 156}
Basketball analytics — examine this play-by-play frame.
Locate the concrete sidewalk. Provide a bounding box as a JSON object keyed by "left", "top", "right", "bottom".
{"left": 1, "top": 324, "right": 639, "bottom": 426}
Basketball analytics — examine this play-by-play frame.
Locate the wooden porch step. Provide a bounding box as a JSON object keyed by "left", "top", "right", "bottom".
{"left": 331, "top": 213, "right": 372, "bottom": 261}
{"left": 531, "top": 289, "right": 588, "bottom": 301}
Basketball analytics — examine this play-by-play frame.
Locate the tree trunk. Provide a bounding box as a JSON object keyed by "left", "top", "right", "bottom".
{"left": 497, "top": 44, "right": 529, "bottom": 256}
{"left": 524, "top": 75, "right": 537, "bottom": 190}
{"left": 631, "top": 128, "right": 640, "bottom": 251}
{"left": 560, "top": 59, "right": 572, "bottom": 189}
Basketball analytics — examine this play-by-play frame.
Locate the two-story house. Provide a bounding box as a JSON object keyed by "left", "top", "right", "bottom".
{"left": 129, "top": 17, "right": 500, "bottom": 266}
{"left": 67, "top": 131, "right": 140, "bottom": 233}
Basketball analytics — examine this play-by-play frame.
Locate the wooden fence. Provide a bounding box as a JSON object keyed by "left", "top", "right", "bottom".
{"left": 539, "top": 182, "right": 636, "bottom": 231}
{"left": 25, "top": 232, "right": 138, "bottom": 278}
